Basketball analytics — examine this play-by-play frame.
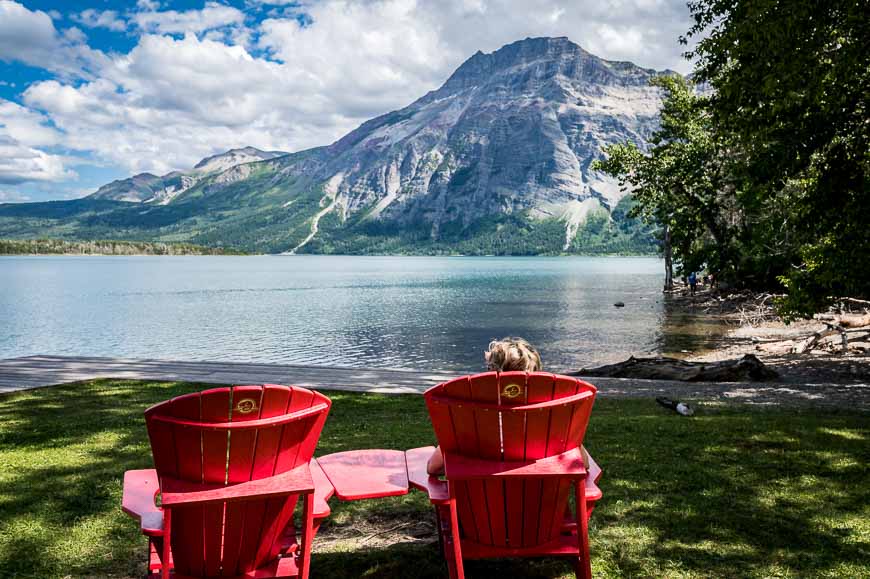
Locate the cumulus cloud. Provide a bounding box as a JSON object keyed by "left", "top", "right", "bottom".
{"left": 132, "top": 2, "right": 246, "bottom": 35}
{"left": 0, "top": 137, "right": 74, "bottom": 184}
{"left": 0, "top": 99, "right": 72, "bottom": 184}
{"left": 6, "top": 0, "right": 695, "bottom": 193}
{"left": 0, "top": 99, "right": 63, "bottom": 147}
{"left": 23, "top": 35, "right": 327, "bottom": 175}
{"left": 72, "top": 9, "right": 128, "bottom": 33}
{"left": 0, "top": 1, "right": 107, "bottom": 78}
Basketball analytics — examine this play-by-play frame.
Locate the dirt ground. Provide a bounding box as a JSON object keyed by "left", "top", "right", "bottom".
{"left": 668, "top": 286, "right": 870, "bottom": 384}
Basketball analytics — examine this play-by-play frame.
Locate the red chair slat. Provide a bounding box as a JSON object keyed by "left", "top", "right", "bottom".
{"left": 295, "top": 393, "right": 329, "bottom": 467}
{"left": 566, "top": 385, "right": 595, "bottom": 450}
{"left": 443, "top": 376, "right": 485, "bottom": 543}
{"left": 274, "top": 388, "right": 315, "bottom": 473}
{"left": 495, "top": 373, "right": 527, "bottom": 548}
{"left": 469, "top": 374, "right": 500, "bottom": 460}
{"left": 200, "top": 388, "right": 232, "bottom": 482}
{"left": 521, "top": 374, "right": 555, "bottom": 546}
{"left": 166, "top": 393, "right": 205, "bottom": 577}
{"left": 538, "top": 377, "right": 577, "bottom": 546}
{"left": 144, "top": 402, "right": 178, "bottom": 478}
{"left": 226, "top": 386, "right": 267, "bottom": 575}
{"left": 200, "top": 388, "right": 231, "bottom": 577}
{"left": 469, "top": 373, "right": 505, "bottom": 547}
{"left": 248, "top": 386, "right": 296, "bottom": 570}
{"left": 252, "top": 386, "right": 293, "bottom": 480}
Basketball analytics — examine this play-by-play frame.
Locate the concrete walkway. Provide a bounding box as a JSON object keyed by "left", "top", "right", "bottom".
{"left": 0, "top": 356, "right": 867, "bottom": 409}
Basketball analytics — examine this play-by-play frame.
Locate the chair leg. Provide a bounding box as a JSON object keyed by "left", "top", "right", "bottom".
{"left": 299, "top": 493, "right": 314, "bottom": 579}
{"left": 573, "top": 481, "right": 592, "bottom": 579}
{"left": 446, "top": 499, "right": 465, "bottom": 579}
{"left": 161, "top": 509, "right": 172, "bottom": 579}
{"left": 434, "top": 505, "right": 445, "bottom": 560}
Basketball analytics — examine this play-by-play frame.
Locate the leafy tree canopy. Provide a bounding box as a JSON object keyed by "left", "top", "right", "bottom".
{"left": 685, "top": 0, "right": 869, "bottom": 317}
{"left": 596, "top": 0, "right": 869, "bottom": 319}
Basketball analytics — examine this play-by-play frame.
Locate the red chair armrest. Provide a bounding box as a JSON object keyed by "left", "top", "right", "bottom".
{"left": 161, "top": 463, "right": 315, "bottom": 507}
{"left": 122, "top": 469, "right": 164, "bottom": 536}
{"left": 310, "top": 458, "right": 335, "bottom": 519}
{"left": 405, "top": 446, "right": 449, "bottom": 503}
{"left": 444, "top": 447, "right": 587, "bottom": 481}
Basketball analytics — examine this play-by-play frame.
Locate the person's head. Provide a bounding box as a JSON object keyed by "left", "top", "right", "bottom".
{"left": 484, "top": 337, "right": 543, "bottom": 372}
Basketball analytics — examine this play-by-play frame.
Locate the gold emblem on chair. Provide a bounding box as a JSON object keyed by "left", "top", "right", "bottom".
{"left": 501, "top": 383, "right": 523, "bottom": 399}
{"left": 235, "top": 398, "right": 258, "bottom": 415}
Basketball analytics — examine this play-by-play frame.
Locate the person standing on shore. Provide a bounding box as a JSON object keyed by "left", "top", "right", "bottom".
{"left": 688, "top": 271, "right": 698, "bottom": 296}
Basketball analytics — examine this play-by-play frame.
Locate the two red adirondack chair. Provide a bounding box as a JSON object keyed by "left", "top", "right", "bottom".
{"left": 123, "top": 373, "right": 601, "bottom": 578}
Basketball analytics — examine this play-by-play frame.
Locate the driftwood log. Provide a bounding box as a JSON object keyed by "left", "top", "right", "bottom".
{"left": 571, "top": 354, "right": 778, "bottom": 382}
{"left": 792, "top": 323, "right": 848, "bottom": 354}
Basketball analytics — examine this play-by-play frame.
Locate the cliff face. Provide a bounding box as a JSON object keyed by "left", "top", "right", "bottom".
{"left": 0, "top": 38, "right": 666, "bottom": 254}
{"left": 288, "top": 37, "right": 665, "bottom": 248}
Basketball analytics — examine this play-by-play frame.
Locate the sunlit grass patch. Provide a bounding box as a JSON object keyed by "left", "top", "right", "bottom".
{"left": 0, "top": 380, "right": 867, "bottom": 578}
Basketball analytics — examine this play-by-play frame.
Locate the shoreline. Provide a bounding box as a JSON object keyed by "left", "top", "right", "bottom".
{"left": 666, "top": 286, "right": 870, "bottom": 385}
{"left": 1, "top": 250, "right": 661, "bottom": 258}
{"left": 1, "top": 355, "right": 867, "bottom": 409}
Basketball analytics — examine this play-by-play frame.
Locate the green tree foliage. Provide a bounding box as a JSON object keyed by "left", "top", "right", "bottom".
{"left": 304, "top": 207, "right": 657, "bottom": 256}
{"left": 593, "top": 76, "right": 737, "bottom": 278}
{"left": 597, "top": 0, "right": 869, "bottom": 318}
{"left": 685, "top": 0, "right": 870, "bottom": 317}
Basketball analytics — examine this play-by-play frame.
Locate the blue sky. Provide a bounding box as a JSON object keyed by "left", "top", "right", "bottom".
{"left": 0, "top": 0, "right": 694, "bottom": 203}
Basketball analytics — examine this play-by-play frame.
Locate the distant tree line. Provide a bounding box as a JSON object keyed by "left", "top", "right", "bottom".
{"left": 0, "top": 239, "right": 247, "bottom": 256}
{"left": 593, "top": 0, "right": 868, "bottom": 319}
{"left": 302, "top": 204, "right": 658, "bottom": 257}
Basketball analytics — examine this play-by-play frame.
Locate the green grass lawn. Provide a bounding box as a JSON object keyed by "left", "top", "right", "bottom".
{"left": 0, "top": 380, "right": 867, "bottom": 578}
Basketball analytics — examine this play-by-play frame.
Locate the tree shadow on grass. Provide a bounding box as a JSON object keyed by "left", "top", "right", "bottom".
{"left": 586, "top": 401, "right": 870, "bottom": 577}
{"left": 0, "top": 380, "right": 208, "bottom": 577}
{"left": 0, "top": 383, "right": 867, "bottom": 578}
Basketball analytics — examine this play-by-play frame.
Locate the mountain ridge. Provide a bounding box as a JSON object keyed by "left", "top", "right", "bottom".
{"left": 88, "top": 147, "right": 288, "bottom": 205}
{"left": 0, "top": 37, "right": 666, "bottom": 255}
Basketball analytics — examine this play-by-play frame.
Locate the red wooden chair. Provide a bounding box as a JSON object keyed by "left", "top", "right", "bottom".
{"left": 409, "top": 372, "right": 600, "bottom": 579}
{"left": 122, "top": 384, "right": 333, "bottom": 579}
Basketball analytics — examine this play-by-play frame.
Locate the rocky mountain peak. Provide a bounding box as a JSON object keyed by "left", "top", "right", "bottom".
{"left": 193, "top": 147, "right": 286, "bottom": 173}
{"left": 87, "top": 146, "right": 288, "bottom": 204}
{"left": 436, "top": 37, "right": 612, "bottom": 96}
{"left": 312, "top": 36, "right": 668, "bottom": 250}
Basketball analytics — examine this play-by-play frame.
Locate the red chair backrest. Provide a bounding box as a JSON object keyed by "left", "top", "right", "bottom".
{"left": 145, "top": 384, "right": 331, "bottom": 577}
{"left": 424, "top": 372, "right": 596, "bottom": 549}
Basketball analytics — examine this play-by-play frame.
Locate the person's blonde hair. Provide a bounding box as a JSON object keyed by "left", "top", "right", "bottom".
{"left": 484, "top": 337, "right": 543, "bottom": 372}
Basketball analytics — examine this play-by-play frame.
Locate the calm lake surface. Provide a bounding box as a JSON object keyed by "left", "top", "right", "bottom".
{"left": 0, "top": 255, "right": 710, "bottom": 371}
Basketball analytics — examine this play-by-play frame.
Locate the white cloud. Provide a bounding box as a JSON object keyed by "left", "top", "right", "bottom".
{"left": 7, "top": 0, "right": 695, "bottom": 193}
{"left": 23, "top": 34, "right": 329, "bottom": 175}
{"left": 72, "top": 9, "right": 128, "bottom": 33}
{"left": 133, "top": 2, "right": 246, "bottom": 35}
{"left": 0, "top": 99, "right": 72, "bottom": 184}
{"left": 0, "top": 99, "right": 62, "bottom": 147}
{"left": 0, "top": 137, "right": 74, "bottom": 184}
{"left": 0, "top": 1, "right": 61, "bottom": 66}
{"left": 0, "top": 1, "right": 107, "bottom": 78}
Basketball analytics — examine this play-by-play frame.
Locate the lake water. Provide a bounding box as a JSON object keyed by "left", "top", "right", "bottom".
{"left": 0, "top": 255, "right": 710, "bottom": 372}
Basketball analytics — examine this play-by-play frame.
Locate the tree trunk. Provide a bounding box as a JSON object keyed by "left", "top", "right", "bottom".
{"left": 663, "top": 224, "right": 674, "bottom": 291}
